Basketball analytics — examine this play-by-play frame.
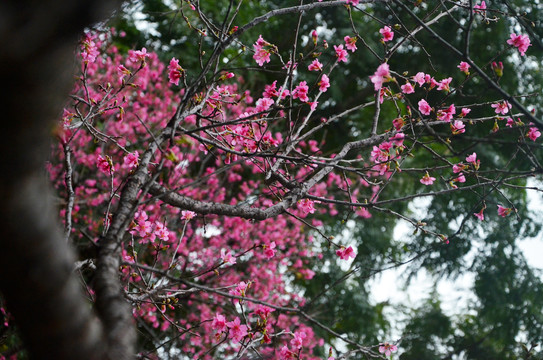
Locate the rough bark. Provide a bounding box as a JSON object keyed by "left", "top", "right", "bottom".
{"left": 0, "top": 1, "right": 133, "bottom": 359}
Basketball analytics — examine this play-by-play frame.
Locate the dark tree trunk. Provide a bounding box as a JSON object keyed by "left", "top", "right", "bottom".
{"left": 0, "top": 1, "right": 134, "bottom": 359}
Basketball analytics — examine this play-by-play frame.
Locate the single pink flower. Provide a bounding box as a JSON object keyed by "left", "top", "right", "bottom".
{"left": 292, "top": 81, "right": 309, "bottom": 102}
{"left": 226, "top": 317, "right": 248, "bottom": 343}
{"left": 458, "top": 61, "right": 470, "bottom": 75}
{"left": 497, "top": 205, "right": 512, "bottom": 217}
{"left": 506, "top": 117, "right": 515, "bottom": 127}
{"left": 401, "top": 82, "right": 415, "bottom": 94}
{"left": 507, "top": 33, "right": 531, "bottom": 56}
{"left": 370, "top": 63, "right": 390, "bottom": 91}
{"left": 413, "top": 72, "right": 426, "bottom": 86}
{"left": 290, "top": 331, "right": 307, "bottom": 349}
{"left": 473, "top": 1, "right": 487, "bottom": 15}
{"left": 437, "top": 104, "right": 456, "bottom": 122}
{"left": 123, "top": 151, "right": 139, "bottom": 169}
{"left": 466, "top": 152, "right": 477, "bottom": 164}
{"left": 527, "top": 127, "right": 541, "bottom": 141}
{"left": 263, "top": 242, "right": 276, "bottom": 259}
{"left": 334, "top": 44, "right": 348, "bottom": 63}
{"left": 97, "top": 155, "right": 114, "bottom": 175}
{"left": 453, "top": 163, "right": 465, "bottom": 173}
{"left": 474, "top": 208, "right": 485, "bottom": 221}
{"left": 308, "top": 59, "right": 323, "bottom": 71}
{"left": 420, "top": 172, "right": 436, "bottom": 185}
{"left": 336, "top": 246, "right": 356, "bottom": 260}
{"left": 460, "top": 108, "right": 471, "bottom": 117}
{"left": 379, "top": 342, "right": 398, "bottom": 357}
{"left": 253, "top": 48, "right": 271, "bottom": 66}
{"left": 344, "top": 36, "right": 357, "bottom": 52}
{"left": 319, "top": 74, "right": 330, "bottom": 92}
{"left": 253, "top": 35, "right": 271, "bottom": 66}
{"left": 211, "top": 313, "right": 227, "bottom": 333}
{"left": 298, "top": 198, "right": 316, "bottom": 215}
{"left": 255, "top": 97, "right": 274, "bottom": 113}
{"left": 418, "top": 99, "right": 432, "bottom": 115}
{"left": 181, "top": 210, "right": 196, "bottom": 221}
{"left": 220, "top": 248, "right": 236, "bottom": 264}
{"left": 437, "top": 77, "right": 452, "bottom": 92}
{"left": 451, "top": 120, "right": 466, "bottom": 134}
{"left": 168, "top": 58, "right": 183, "bottom": 86}
{"left": 455, "top": 173, "right": 466, "bottom": 183}
{"left": 491, "top": 101, "right": 511, "bottom": 115}
{"left": 379, "top": 26, "right": 394, "bottom": 42}
{"left": 128, "top": 48, "right": 149, "bottom": 63}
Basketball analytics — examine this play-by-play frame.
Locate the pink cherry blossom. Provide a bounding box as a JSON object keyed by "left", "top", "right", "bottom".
{"left": 437, "top": 104, "right": 456, "bottom": 122}
{"left": 474, "top": 208, "right": 485, "bottom": 221}
{"left": 379, "top": 26, "right": 394, "bottom": 42}
{"left": 80, "top": 33, "right": 99, "bottom": 64}
{"left": 506, "top": 117, "right": 515, "bottom": 127}
{"left": 298, "top": 198, "right": 316, "bottom": 215}
{"left": 292, "top": 81, "right": 309, "bottom": 102}
{"left": 211, "top": 313, "right": 227, "bottom": 333}
{"left": 437, "top": 77, "right": 452, "bottom": 92}
{"left": 290, "top": 331, "right": 307, "bottom": 349}
{"left": 253, "top": 48, "right": 271, "bottom": 66}
{"left": 345, "top": 0, "right": 360, "bottom": 5}
{"left": 413, "top": 72, "right": 426, "bottom": 86}
{"left": 453, "top": 163, "right": 465, "bottom": 173}
{"left": 370, "top": 63, "right": 390, "bottom": 91}
{"left": 466, "top": 152, "right": 477, "bottom": 164}
{"left": 280, "top": 345, "right": 295, "bottom": 360}
{"left": 97, "top": 155, "right": 114, "bottom": 175}
{"left": 181, "top": 210, "right": 196, "bottom": 221}
{"left": 128, "top": 48, "right": 149, "bottom": 63}
{"left": 154, "top": 221, "right": 169, "bottom": 241}
{"left": 458, "top": 61, "right": 470, "bottom": 75}
{"left": 253, "top": 35, "right": 271, "bottom": 66}
{"left": 451, "top": 120, "right": 466, "bottom": 134}
{"left": 308, "top": 59, "right": 323, "bottom": 72}
{"left": 401, "top": 82, "right": 415, "bottom": 94}
{"left": 420, "top": 172, "right": 436, "bottom": 185}
{"left": 344, "top": 36, "right": 357, "bottom": 52}
{"left": 117, "top": 64, "right": 131, "bottom": 77}
{"left": 497, "top": 205, "right": 512, "bottom": 217}
{"left": 263, "top": 242, "right": 277, "bottom": 259}
{"left": 123, "top": 151, "right": 139, "bottom": 169}
{"left": 226, "top": 317, "right": 248, "bottom": 343}
{"left": 379, "top": 342, "right": 398, "bottom": 356}
{"left": 336, "top": 246, "right": 356, "bottom": 260}
{"left": 334, "top": 44, "right": 348, "bottom": 63}
{"left": 491, "top": 101, "right": 511, "bottom": 115}
{"left": 507, "top": 33, "right": 531, "bottom": 56}
{"left": 318, "top": 74, "right": 330, "bottom": 92}
{"left": 255, "top": 97, "right": 274, "bottom": 113}
{"left": 418, "top": 99, "right": 432, "bottom": 115}
{"left": 455, "top": 173, "right": 466, "bottom": 183}
{"left": 460, "top": 108, "right": 471, "bottom": 117}
{"left": 527, "top": 127, "right": 541, "bottom": 141}
{"left": 168, "top": 58, "right": 183, "bottom": 85}
{"left": 473, "top": 1, "right": 487, "bottom": 15}
{"left": 220, "top": 248, "right": 236, "bottom": 264}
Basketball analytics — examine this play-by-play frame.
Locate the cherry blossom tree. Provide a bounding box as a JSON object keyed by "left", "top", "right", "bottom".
{"left": 1, "top": 0, "right": 543, "bottom": 359}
